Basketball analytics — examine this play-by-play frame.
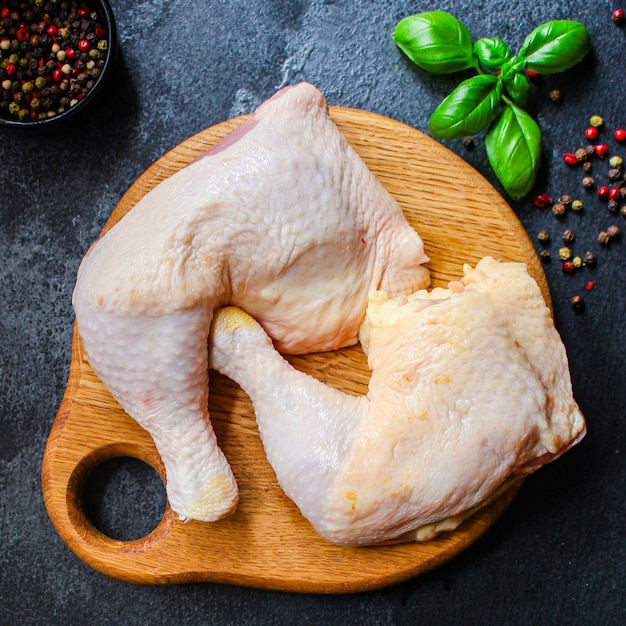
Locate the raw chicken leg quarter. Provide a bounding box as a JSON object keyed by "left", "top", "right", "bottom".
{"left": 72, "top": 82, "right": 430, "bottom": 522}
{"left": 209, "top": 257, "right": 586, "bottom": 546}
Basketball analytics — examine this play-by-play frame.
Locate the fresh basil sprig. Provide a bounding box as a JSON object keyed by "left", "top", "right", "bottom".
{"left": 392, "top": 12, "right": 591, "bottom": 199}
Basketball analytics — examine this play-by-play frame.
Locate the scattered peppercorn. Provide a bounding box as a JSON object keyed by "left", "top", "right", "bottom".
{"left": 595, "top": 144, "right": 609, "bottom": 158}
{"left": 572, "top": 256, "right": 582, "bottom": 268}
{"left": 621, "top": 205, "right": 626, "bottom": 217}
{"left": 561, "top": 229, "right": 575, "bottom": 244}
{"left": 561, "top": 260, "right": 575, "bottom": 273}
{"left": 570, "top": 294, "right": 584, "bottom": 310}
{"left": 615, "top": 128, "right": 626, "bottom": 142}
{"left": 609, "top": 155, "right": 624, "bottom": 169}
{"left": 608, "top": 199, "right": 619, "bottom": 212}
{"left": 575, "top": 148, "right": 589, "bottom": 162}
{"left": 537, "top": 230, "right": 550, "bottom": 242}
{"left": 583, "top": 250, "right": 597, "bottom": 265}
{"left": 534, "top": 192, "right": 552, "bottom": 207}
{"left": 558, "top": 194, "right": 573, "bottom": 206}
{"left": 582, "top": 176, "right": 595, "bottom": 188}
{"left": 540, "top": 249, "right": 551, "bottom": 261}
{"left": 607, "top": 224, "right": 621, "bottom": 238}
{"left": 582, "top": 161, "right": 592, "bottom": 173}
{"left": 613, "top": 8, "right": 625, "bottom": 24}
{"left": 598, "top": 231, "right": 611, "bottom": 245}
{"left": 559, "top": 246, "right": 572, "bottom": 260}
{"left": 571, "top": 199, "right": 584, "bottom": 211}
{"left": 590, "top": 115, "right": 604, "bottom": 128}
{"left": 552, "top": 202, "right": 566, "bottom": 216}
{"left": 549, "top": 89, "right": 562, "bottom": 102}
{"left": 598, "top": 185, "right": 610, "bottom": 200}
{"left": 563, "top": 152, "right": 579, "bottom": 165}
{"left": 585, "top": 127, "right": 598, "bottom": 140}
{"left": 462, "top": 136, "right": 474, "bottom": 150}
{"left": 608, "top": 168, "right": 622, "bottom": 182}
{"left": 585, "top": 280, "right": 595, "bottom": 292}
{"left": 0, "top": 1, "right": 110, "bottom": 123}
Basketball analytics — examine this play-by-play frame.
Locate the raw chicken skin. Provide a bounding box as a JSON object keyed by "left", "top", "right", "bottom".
{"left": 72, "top": 82, "right": 429, "bottom": 522}
{"left": 209, "top": 257, "right": 586, "bottom": 546}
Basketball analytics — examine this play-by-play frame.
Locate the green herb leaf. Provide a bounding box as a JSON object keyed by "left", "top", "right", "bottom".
{"left": 428, "top": 74, "right": 502, "bottom": 139}
{"left": 503, "top": 72, "right": 530, "bottom": 106}
{"left": 473, "top": 37, "right": 511, "bottom": 71}
{"left": 518, "top": 20, "right": 590, "bottom": 74}
{"left": 393, "top": 11, "right": 475, "bottom": 74}
{"left": 485, "top": 101, "right": 542, "bottom": 199}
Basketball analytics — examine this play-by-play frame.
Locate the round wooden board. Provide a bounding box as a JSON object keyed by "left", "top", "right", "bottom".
{"left": 42, "top": 107, "right": 547, "bottom": 593}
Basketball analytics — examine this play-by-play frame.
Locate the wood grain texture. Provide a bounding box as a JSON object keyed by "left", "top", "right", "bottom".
{"left": 42, "top": 107, "right": 547, "bottom": 593}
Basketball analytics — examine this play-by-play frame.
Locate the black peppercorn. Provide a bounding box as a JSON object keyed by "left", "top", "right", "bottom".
{"left": 570, "top": 295, "right": 584, "bottom": 310}
{"left": 583, "top": 250, "right": 596, "bottom": 265}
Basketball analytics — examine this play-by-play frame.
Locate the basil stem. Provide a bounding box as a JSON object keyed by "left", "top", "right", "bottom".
{"left": 485, "top": 100, "right": 542, "bottom": 200}
{"left": 519, "top": 20, "right": 591, "bottom": 74}
{"left": 503, "top": 72, "right": 530, "bottom": 106}
{"left": 429, "top": 74, "right": 502, "bottom": 139}
{"left": 473, "top": 37, "right": 511, "bottom": 71}
{"left": 393, "top": 11, "right": 475, "bottom": 74}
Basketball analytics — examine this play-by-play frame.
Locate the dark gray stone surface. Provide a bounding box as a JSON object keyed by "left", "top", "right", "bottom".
{"left": 1, "top": 1, "right": 624, "bottom": 624}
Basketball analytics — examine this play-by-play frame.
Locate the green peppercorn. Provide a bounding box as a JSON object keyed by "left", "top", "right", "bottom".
{"left": 97, "top": 39, "right": 107, "bottom": 51}
{"left": 571, "top": 199, "right": 584, "bottom": 211}
{"left": 88, "top": 48, "right": 100, "bottom": 60}
{"left": 34, "top": 75, "right": 46, "bottom": 89}
{"left": 590, "top": 115, "right": 603, "bottom": 127}
{"left": 559, "top": 246, "right": 572, "bottom": 260}
{"left": 572, "top": 256, "right": 582, "bottom": 269}
{"left": 609, "top": 155, "right": 623, "bottom": 169}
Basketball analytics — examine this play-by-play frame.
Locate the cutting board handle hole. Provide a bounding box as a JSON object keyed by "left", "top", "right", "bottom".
{"left": 81, "top": 456, "right": 167, "bottom": 541}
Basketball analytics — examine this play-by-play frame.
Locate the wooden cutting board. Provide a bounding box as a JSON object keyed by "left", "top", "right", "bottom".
{"left": 42, "top": 106, "right": 548, "bottom": 593}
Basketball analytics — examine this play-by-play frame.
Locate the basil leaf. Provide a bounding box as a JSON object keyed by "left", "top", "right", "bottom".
{"left": 503, "top": 72, "right": 530, "bottom": 106}
{"left": 473, "top": 37, "right": 511, "bottom": 71}
{"left": 429, "top": 74, "right": 502, "bottom": 139}
{"left": 393, "top": 11, "right": 475, "bottom": 74}
{"left": 485, "top": 101, "right": 542, "bottom": 200}
{"left": 518, "top": 20, "right": 591, "bottom": 74}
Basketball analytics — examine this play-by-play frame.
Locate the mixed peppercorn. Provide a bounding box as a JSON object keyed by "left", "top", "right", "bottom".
{"left": 0, "top": 0, "right": 109, "bottom": 122}
{"left": 534, "top": 112, "right": 624, "bottom": 311}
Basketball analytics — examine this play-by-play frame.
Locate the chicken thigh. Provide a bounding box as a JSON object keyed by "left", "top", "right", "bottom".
{"left": 209, "top": 257, "right": 586, "bottom": 546}
{"left": 72, "top": 82, "right": 429, "bottom": 522}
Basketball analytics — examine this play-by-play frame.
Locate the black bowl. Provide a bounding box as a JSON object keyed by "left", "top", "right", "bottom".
{"left": 0, "top": 0, "right": 117, "bottom": 129}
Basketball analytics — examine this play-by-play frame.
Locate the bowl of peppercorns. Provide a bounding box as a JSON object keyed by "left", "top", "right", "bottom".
{"left": 0, "top": 0, "right": 117, "bottom": 128}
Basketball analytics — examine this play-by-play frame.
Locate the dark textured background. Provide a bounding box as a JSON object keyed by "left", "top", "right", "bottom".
{"left": 1, "top": 1, "right": 625, "bottom": 624}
